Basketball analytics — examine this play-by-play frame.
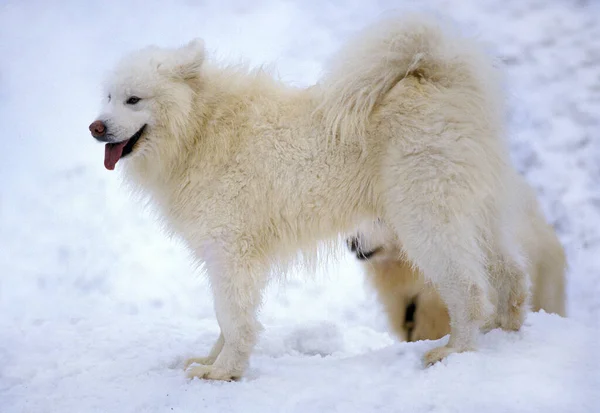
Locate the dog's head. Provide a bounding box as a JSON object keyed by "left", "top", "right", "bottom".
{"left": 89, "top": 39, "right": 205, "bottom": 171}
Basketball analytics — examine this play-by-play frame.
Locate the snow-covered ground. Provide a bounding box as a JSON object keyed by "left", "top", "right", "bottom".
{"left": 1, "top": 0, "right": 599, "bottom": 412}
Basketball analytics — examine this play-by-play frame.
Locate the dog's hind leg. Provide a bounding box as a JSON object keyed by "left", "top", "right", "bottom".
{"left": 184, "top": 332, "right": 224, "bottom": 367}
{"left": 397, "top": 221, "right": 492, "bottom": 365}
{"left": 186, "top": 250, "right": 267, "bottom": 381}
{"left": 404, "top": 219, "right": 492, "bottom": 366}
{"left": 382, "top": 158, "right": 495, "bottom": 366}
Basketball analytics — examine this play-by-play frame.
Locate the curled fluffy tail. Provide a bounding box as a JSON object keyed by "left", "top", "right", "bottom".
{"left": 316, "top": 12, "right": 502, "bottom": 145}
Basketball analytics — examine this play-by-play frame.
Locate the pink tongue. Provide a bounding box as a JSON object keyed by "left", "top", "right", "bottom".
{"left": 104, "top": 140, "right": 129, "bottom": 170}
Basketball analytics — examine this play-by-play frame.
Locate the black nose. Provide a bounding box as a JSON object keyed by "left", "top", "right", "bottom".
{"left": 89, "top": 120, "right": 106, "bottom": 140}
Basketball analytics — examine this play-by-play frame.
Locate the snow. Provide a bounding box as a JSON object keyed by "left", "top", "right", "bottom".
{"left": 1, "top": 0, "right": 599, "bottom": 412}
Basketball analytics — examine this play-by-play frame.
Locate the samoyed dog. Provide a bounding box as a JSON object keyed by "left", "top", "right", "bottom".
{"left": 90, "top": 13, "right": 529, "bottom": 381}
{"left": 347, "top": 176, "right": 566, "bottom": 342}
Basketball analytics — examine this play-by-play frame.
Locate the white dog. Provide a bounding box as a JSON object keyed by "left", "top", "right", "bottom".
{"left": 90, "top": 13, "right": 528, "bottom": 381}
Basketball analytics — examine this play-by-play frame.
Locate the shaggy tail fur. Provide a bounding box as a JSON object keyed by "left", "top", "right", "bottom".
{"left": 317, "top": 12, "right": 502, "bottom": 145}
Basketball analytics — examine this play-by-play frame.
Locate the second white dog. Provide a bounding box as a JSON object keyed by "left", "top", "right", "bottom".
{"left": 90, "top": 13, "right": 528, "bottom": 380}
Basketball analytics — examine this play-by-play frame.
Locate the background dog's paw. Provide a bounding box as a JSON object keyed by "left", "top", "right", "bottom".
{"left": 186, "top": 364, "right": 239, "bottom": 381}
{"left": 184, "top": 356, "right": 215, "bottom": 369}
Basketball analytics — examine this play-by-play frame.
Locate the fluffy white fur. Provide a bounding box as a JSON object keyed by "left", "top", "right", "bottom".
{"left": 348, "top": 176, "right": 566, "bottom": 342}
{"left": 92, "top": 13, "right": 529, "bottom": 381}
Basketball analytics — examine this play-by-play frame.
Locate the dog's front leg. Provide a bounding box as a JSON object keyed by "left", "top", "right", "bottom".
{"left": 186, "top": 259, "right": 266, "bottom": 381}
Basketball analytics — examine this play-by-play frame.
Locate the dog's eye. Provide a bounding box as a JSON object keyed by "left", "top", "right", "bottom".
{"left": 126, "top": 96, "right": 141, "bottom": 105}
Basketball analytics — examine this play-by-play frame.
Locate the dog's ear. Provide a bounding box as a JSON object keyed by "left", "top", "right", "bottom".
{"left": 170, "top": 38, "right": 205, "bottom": 80}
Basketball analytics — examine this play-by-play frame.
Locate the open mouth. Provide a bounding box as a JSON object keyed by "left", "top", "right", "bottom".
{"left": 104, "top": 124, "right": 146, "bottom": 170}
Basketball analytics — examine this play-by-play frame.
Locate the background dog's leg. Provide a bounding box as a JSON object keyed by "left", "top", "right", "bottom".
{"left": 533, "top": 254, "right": 566, "bottom": 316}
{"left": 187, "top": 260, "right": 266, "bottom": 381}
{"left": 531, "top": 231, "right": 567, "bottom": 317}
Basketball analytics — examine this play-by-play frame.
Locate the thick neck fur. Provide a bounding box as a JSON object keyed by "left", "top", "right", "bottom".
{"left": 123, "top": 62, "right": 315, "bottom": 214}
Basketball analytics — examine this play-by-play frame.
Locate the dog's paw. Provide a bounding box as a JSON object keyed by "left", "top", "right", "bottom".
{"left": 423, "top": 345, "right": 472, "bottom": 367}
{"left": 186, "top": 364, "right": 240, "bottom": 382}
{"left": 184, "top": 356, "right": 216, "bottom": 369}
